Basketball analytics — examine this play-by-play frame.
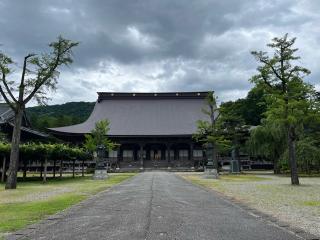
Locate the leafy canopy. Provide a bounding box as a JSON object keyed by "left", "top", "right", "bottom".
{"left": 84, "top": 120, "right": 115, "bottom": 153}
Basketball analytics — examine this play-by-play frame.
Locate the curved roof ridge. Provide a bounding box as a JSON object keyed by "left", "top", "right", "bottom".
{"left": 49, "top": 94, "right": 212, "bottom": 136}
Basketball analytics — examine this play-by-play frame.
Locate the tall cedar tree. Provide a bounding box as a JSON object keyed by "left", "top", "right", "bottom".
{"left": 251, "top": 34, "right": 313, "bottom": 185}
{"left": 0, "top": 36, "right": 78, "bottom": 189}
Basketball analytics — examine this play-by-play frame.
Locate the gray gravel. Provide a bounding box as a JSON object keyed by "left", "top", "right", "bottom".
{"left": 7, "top": 172, "right": 307, "bottom": 240}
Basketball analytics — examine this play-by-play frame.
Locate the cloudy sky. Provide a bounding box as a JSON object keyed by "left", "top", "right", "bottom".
{"left": 0, "top": 0, "right": 320, "bottom": 105}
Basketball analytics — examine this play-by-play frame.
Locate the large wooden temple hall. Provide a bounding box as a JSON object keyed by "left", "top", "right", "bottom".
{"left": 49, "top": 91, "right": 211, "bottom": 169}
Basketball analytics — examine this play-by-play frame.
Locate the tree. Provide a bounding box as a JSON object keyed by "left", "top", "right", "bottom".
{"left": 239, "top": 85, "right": 268, "bottom": 126}
{"left": 218, "top": 101, "right": 249, "bottom": 171}
{"left": 0, "top": 36, "right": 78, "bottom": 189}
{"left": 248, "top": 120, "right": 287, "bottom": 173}
{"left": 193, "top": 92, "right": 230, "bottom": 170}
{"left": 251, "top": 34, "right": 314, "bottom": 185}
{"left": 84, "top": 120, "right": 115, "bottom": 154}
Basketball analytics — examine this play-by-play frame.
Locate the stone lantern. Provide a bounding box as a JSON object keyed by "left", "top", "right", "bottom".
{"left": 93, "top": 144, "right": 108, "bottom": 180}
{"left": 203, "top": 142, "right": 218, "bottom": 179}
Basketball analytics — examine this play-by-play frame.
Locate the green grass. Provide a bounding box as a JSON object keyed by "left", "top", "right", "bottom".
{"left": 302, "top": 201, "right": 320, "bottom": 207}
{"left": 0, "top": 194, "right": 85, "bottom": 232}
{"left": 180, "top": 174, "right": 271, "bottom": 194}
{"left": 0, "top": 173, "right": 136, "bottom": 238}
{"left": 218, "top": 174, "right": 270, "bottom": 182}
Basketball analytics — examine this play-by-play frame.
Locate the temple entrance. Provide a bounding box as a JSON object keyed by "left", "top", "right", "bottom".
{"left": 150, "top": 150, "right": 161, "bottom": 160}
{"left": 115, "top": 141, "right": 203, "bottom": 169}
{"left": 142, "top": 144, "right": 167, "bottom": 168}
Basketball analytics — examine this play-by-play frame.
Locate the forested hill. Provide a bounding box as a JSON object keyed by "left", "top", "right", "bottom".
{"left": 26, "top": 102, "right": 95, "bottom": 131}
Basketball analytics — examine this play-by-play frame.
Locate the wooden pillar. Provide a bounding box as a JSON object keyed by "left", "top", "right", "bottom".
{"left": 139, "top": 144, "right": 144, "bottom": 169}
{"left": 72, "top": 159, "right": 75, "bottom": 178}
{"left": 166, "top": 144, "right": 171, "bottom": 168}
{"left": 190, "top": 143, "right": 194, "bottom": 161}
{"left": 60, "top": 159, "right": 63, "bottom": 178}
{"left": 1, "top": 156, "right": 6, "bottom": 182}
{"left": 117, "top": 148, "right": 121, "bottom": 168}
{"left": 82, "top": 159, "right": 85, "bottom": 177}
{"left": 53, "top": 159, "right": 56, "bottom": 178}
{"left": 43, "top": 158, "right": 47, "bottom": 183}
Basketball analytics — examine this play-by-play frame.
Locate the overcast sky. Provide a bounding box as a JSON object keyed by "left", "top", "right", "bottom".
{"left": 1, "top": 0, "right": 320, "bottom": 106}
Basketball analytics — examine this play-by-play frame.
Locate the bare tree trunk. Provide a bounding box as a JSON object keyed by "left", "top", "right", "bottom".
{"left": 1, "top": 156, "right": 6, "bottom": 182}
{"left": 273, "top": 157, "right": 281, "bottom": 174}
{"left": 82, "top": 159, "right": 84, "bottom": 177}
{"left": 40, "top": 160, "right": 43, "bottom": 178}
{"left": 212, "top": 142, "right": 219, "bottom": 172}
{"left": 5, "top": 109, "right": 23, "bottom": 189}
{"left": 235, "top": 146, "right": 241, "bottom": 172}
{"left": 43, "top": 158, "right": 47, "bottom": 183}
{"left": 60, "top": 159, "right": 63, "bottom": 178}
{"left": 288, "top": 126, "right": 299, "bottom": 185}
{"left": 23, "top": 159, "right": 27, "bottom": 181}
{"left": 72, "top": 159, "right": 75, "bottom": 178}
{"left": 53, "top": 159, "right": 56, "bottom": 178}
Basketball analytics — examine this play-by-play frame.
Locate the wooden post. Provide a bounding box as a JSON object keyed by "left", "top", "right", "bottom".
{"left": 72, "top": 159, "right": 75, "bottom": 178}
{"left": 189, "top": 143, "right": 194, "bottom": 161}
{"left": 53, "top": 159, "right": 56, "bottom": 178}
{"left": 60, "top": 159, "right": 63, "bottom": 178}
{"left": 139, "top": 144, "right": 144, "bottom": 169}
{"left": 23, "top": 159, "right": 27, "bottom": 181}
{"left": 43, "top": 158, "right": 47, "bottom": 183}
{"left": 166, "top": 144, "right": 170, "bottom": 168}
{"left": 40, "top": 160, "right": 43, "bottom": 178}
{"left": 82, "top": 159, "right": 85, "bottom": 177}
{"left": 1, "top": 156, "right": 6, "bottom": 183}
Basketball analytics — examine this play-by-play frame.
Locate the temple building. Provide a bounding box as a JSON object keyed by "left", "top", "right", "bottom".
{"left": 0, "top": 103, "right": 48, "bottom": 141}
{"left": 49, "top": 92, "right": 212, "bottom": 169}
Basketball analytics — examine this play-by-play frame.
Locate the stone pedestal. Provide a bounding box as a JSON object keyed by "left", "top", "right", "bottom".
{"left": 203, "top": 168, "right": 219, "bottom": 179}
{"left": 230, "top": 160, "right": 240, "bottom": 174}
{"left": 93, "top": 169, "right": 108, "bottom": 180}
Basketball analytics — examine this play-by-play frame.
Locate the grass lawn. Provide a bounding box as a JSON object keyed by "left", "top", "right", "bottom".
{"left": 0, "top": 173, "right": 136, "bottom": 239}
{"left": 179, "top": 172, "right": 320, "bottom": 237}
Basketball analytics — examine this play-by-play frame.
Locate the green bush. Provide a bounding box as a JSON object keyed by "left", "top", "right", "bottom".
{"left": 0, "top": 142, "right": 90, "bottom": 162}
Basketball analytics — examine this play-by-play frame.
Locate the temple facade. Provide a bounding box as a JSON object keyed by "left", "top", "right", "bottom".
{"left": 49, "top": 92, "right": 212, "bottom": 169}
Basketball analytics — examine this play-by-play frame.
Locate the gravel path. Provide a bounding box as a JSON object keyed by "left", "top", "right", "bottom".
{"left": 7, "top": 172, "right": 309, "bottom": 240}
{"left": 182, "top": 173, "right": 320, "bottom": 237}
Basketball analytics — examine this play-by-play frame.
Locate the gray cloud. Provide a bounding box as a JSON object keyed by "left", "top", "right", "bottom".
{"left": 0, "top": 0, "right": 320, "bottom": 105}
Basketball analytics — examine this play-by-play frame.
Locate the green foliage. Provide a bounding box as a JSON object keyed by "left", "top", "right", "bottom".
{"left": 26, "top": 102, "right": 95, "bottom": 131}
{"left": 236, "top": 86, "right": 268, "bottom": 126}
{"left": 1, "top": 36, "right": 79, "bottom": 189}
{"left": 193, "top": 92, "right": 231, "bottom": 153}
{"left": 0, "top": 142, "right": 89, "bottom": 161}
{"left": 250, "top": 34, "right": 320, "bottom": 177}
{"left": 279, "top": 136, "right": 320, "bottom": 173}
{"left": 248, "top": 121, "right": 287, "bottom": 171}
{"left": 84, "top": 120, "right": 114, "bottom": 153}
{"left": 250, "top": 33, "right": 314, "bottom": 130}
{"left": 218, "top": 101, "right": 249, "bottom": 152}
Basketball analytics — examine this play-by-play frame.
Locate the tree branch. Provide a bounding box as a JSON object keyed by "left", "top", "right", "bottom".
{"left": 0, "top": 68, "right": 18, "bottom": 103}
{"left": 23, "top": 41, "right": 74, "bottom": 104}
{"left": 19, "top": 54, "right": 35, "bottom": 102}
{"left": 261, "top": 74, "right": 273, "bottom": 89}
{"left": 260, "top": 58, "right": 283, "bottom": 82}
{"left": 0, "top": 85, "right": 16, "bottom": 111}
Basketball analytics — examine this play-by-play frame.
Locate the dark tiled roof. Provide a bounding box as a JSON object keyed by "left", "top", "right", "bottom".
{"left": 49, "top": 92, "right": 212, "bottom": 136}
{"left": 0, "top": 103, "right": 14, "bottom": 123}
{"left": 0, "top": 103, "right": 49, "bottom": 138}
